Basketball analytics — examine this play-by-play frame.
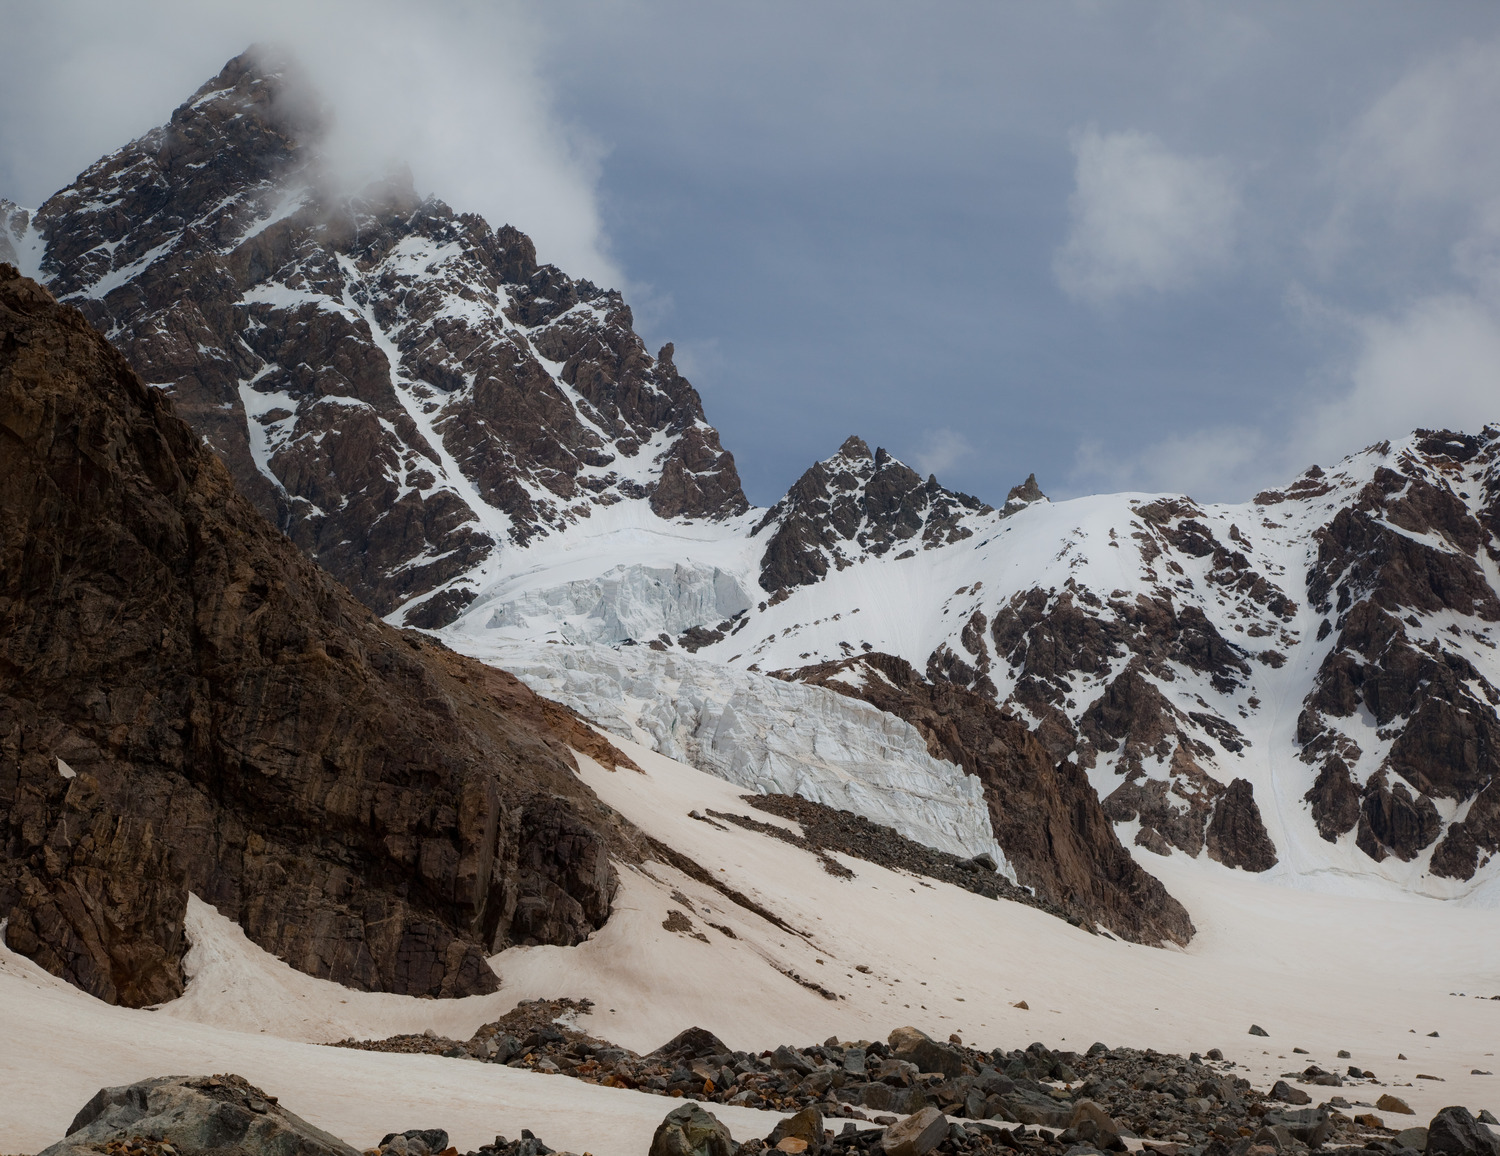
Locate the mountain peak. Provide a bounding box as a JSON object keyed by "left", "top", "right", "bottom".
{"left": 1005, "top": 471, "right": 1046, "bottom": 507}
{"left": 755, "top": 436, "right": 993, "bottom": 591}
{"left": 837, "top": 433, "right": 872, "bottom": 460}
{"left": 20, "top": 50, "right": 748, "bottom": 629}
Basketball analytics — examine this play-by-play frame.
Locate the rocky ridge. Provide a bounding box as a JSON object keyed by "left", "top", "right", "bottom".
{"left": 10, "top": 49, "right": 1500, "bottom": 907}
{"left": 0, "top": 265, "right": 639, "bottom": 1005}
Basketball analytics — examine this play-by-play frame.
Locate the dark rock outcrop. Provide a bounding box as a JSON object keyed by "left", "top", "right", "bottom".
{"left": 26, "top": 51, "right": 747, "bottom": 627}
{"left": 1204, "top": 778, "right": 1278, "bottom": 872}
{"left": 756, "top": 437, "right": 991, "bottom": 592}
{"left": 781, "top": 653, "right": 1195, "bottom": 946}
{"left": 1294, "top": 438, "right": 1500, "bottom": 877}
{"left": 0, "top": 267, "right": 638, "bottom": 1005}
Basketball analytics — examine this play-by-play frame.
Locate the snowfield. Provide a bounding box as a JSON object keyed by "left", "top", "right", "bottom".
{"left": 3, "top": 737, "right": 1497, "bottom": 1153}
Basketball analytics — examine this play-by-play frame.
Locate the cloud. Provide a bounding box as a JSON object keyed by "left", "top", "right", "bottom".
{"left": 1296, "top": 37, "right": 1500, "bottom": 465}
{"left": 1291, "top": 291, "right": 1500, "bottom": 468}
{"left": 1071, "top": 281, "right": 1500, "bottom": 501}
{"left": 1339, "top": 38, "right": 1500, "bottom": 210}
{"left": 1054, "top": 127, "right": 1239, "bottom": 304}
{"left": 0, "top": 0, "right": 620, "bottom": 288}
{"left": 1071, "top": 426, "right": 1271, "bottom": 503}
{"left": 909, "top": 428, "right": 973, "bottom": 479}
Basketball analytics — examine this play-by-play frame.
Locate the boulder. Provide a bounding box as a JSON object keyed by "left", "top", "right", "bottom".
{"left": 1261, "top": 1108, "right": 1332, "bottom": 1148}
{"left": 772, "top": 1044, "right": 816, "bottom": 1077}
{"left": 650, "top": 1027, "right": 733, "bottom": 1063}
{"left": 1394, "top": 1128, "right": 1430, "bottom": 1152}
{"left": 1269, "top": 1078, "right": 1305, "bottom": 1103}
{"left": 1379, "top": 1095, "right": 1417, "bottom": 1115}
{"left": 38, "top": 1074, "right": 357, "bottom": 1156}
{"left": 879, "top": 1107, "right": 949, "bottom": 1156}
{"left": 768, "top": 1107, "right": 825, "bottom": 1154}
{"left": 888, "top": 1026, "right": 966, "bottom": 1079}
{"left": 648, "top": 1102, "right": 737, "bottom": 1156}
{"left": 1068, "top": 1100, "right": 1124, "bottom": 1150}
{"left": 1426, "top": 1106, "right": 1500, "bottom": 1156}
{"left": 1249, "top": 1025, "right": 1270, "bottom": 1037}
{"left": 378, "top": 1131, "right": 450, "bottom": 1155}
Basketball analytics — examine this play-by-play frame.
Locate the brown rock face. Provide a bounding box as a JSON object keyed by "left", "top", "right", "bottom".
{"left": 25, "top": 51, "right": 747, "bottom": 627}
{"left": 0, "top": 267, "right": 638, "bottom": 1006}
{"left": 756, "top": 437, "right": 992, "bottom": 592}
{"left": 782, "top": 653, "right": 1195, "bottom": 947}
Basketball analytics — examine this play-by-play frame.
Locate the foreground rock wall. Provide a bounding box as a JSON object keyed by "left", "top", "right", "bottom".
{"left": 0, "top": 267, "right": 638, "bottom": 1006}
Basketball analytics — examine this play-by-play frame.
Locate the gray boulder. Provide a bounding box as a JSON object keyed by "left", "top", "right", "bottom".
{"left": 887, "top": 1027, "right": 966, "bottom": 1080}
{"left": 39, "top": 1074, "right": 358, "bottom": 1156}
{"left": 647, "top": 1102, "right": 737, "bottom": 1156}
{"left": 1427, "top": 1106, "right": 1500, "bottom": 1156}
{"left": 768, "top": 1106, "right": 825, "bottom": 1154}
{"left": 879, "top": 1107, "right": 948, "bottom": 1156}
{"left": 1261, "top": 1107, "right": 1332, "bottom": 1149}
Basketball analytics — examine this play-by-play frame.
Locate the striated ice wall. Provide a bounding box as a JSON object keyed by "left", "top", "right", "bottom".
{"left": 457, "top": 638, "right": 1010, "bottom": 873}
{"left": 481, "top": 563, "right": 753, "bottom": 647}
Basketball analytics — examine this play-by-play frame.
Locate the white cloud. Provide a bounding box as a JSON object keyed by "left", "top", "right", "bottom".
{"left": 910, "top": 428, "right": 973, "bottom": 478}
{"left": 1296, "top": 37, "right": 1500, "bottom": 466}
{"left": 1292, "top": 291, "right": 1500, "bottom": 467}
{"left": 1339, "top": 39, "right": 1500, "bottom": 209}
{"left": 1054, "top": 128, "right": 1239, "bottom": 304}
{"left": 0, "top": 0, "right": 621, "bottom": 288}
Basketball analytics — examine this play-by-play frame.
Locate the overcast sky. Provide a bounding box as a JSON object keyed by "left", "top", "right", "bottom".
{"left": 4, "top": 2, "right": 1500, "bottom": 507}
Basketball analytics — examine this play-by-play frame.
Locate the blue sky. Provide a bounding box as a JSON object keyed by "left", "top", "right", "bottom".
{"left": 5, "top": 2, "right": 1500, "bottom": 506}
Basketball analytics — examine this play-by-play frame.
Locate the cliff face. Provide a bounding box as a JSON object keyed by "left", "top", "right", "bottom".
{"left": 0, "top": 266, "right": 639, "bottom": 1008}
{"left": 21, "top": 50, "right": 746, "bottom": 628}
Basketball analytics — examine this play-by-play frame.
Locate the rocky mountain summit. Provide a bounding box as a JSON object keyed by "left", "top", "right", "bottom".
{"left": 755, "top": 436, "right": 998, "bottom": 593}
{"left": 0, "top": 265, "right": 639, "bottom": 1005}
{"left": 6, "top": 48, "right": 746, "bottom": 629}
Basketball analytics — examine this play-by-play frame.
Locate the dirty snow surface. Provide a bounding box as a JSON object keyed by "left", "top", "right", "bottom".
{"left": 3, "top": 738, "right": 1498, "bottom": 1154}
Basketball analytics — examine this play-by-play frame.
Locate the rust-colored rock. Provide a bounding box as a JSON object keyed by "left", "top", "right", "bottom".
{"left": 1295, "top": 441, "right": 1500, "bottom": 878}
{"left": 1205, "top": 778, "right": 1278, "bottom": 872}
{"left": 0, "top": 266, "right": 639, "bottom": 1006}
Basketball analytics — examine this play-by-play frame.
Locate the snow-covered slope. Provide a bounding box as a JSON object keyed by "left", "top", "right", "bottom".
{"left": 5, "top": 736, "right": 1498, "bottom": 1153}
{"left": 438, "top": 430, "right": 1500, "bottom": 906}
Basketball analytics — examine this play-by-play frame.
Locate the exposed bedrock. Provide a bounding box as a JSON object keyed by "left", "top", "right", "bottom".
{"left": 0, "top": 267, "right": 637, "bottom": 1006}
